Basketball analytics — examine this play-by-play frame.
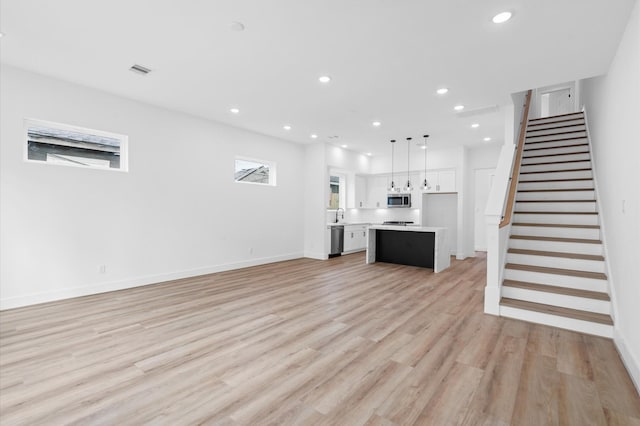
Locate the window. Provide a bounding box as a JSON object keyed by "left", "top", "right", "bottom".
{"left": 25, "top": 119, "right": 128, "bottom": 171}
{"left": 234, "top": 157, "right": 276, "bottom": 186}
{"left": 328, "top": 174, "right": 345, "bottom": 209}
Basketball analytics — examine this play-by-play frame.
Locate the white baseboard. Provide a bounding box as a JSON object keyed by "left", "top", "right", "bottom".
{"left": 304, "top": 251, "right": 328, "bottom": 260}
{"left": 0, "top": 252, "right": 304, "bottom": 311}
{"left": 614, "top": 328, "right": 640, "bottom": 396}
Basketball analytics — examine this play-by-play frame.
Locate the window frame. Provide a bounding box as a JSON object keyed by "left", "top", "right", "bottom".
{"left": 23, "top": 118, "right": 129, "bottom": 172}
{"left": 234, "top": 156, "right": 277, "bottom": 187}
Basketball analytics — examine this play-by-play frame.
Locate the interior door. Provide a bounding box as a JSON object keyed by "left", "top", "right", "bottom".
{"left": 474, "top": 168, "right": 495, "bottom": 251}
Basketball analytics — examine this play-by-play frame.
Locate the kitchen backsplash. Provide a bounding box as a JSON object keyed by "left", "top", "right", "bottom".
{"left": 327, "top": 208, "right": 421, "bottom": 224}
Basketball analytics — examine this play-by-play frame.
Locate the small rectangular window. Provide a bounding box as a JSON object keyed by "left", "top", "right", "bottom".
{"left": 234, "top": 157, "right": 276, "bottom": 186}
{"left": 25, "top": 119, "right": 128, "bottom": 171}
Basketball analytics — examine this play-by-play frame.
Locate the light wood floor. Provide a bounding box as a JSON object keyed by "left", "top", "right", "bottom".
{"left": 1, "top": 253, "right": 639, "bottom": 425}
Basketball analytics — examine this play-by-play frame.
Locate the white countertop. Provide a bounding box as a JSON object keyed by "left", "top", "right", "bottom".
{"left": 368, "top": 225, "right": 446, "bottom": 233}
{"left": 327, "top": 222, "right": 373, "bottom": 227}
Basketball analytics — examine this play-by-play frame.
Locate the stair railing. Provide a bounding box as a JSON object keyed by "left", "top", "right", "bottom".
{"left": 500, "top": 89, "right": 532, "bottom": 228}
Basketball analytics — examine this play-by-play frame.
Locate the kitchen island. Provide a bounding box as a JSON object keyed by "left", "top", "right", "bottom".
{"left": 366, "top": 225, "right": 450, "bottom": 272}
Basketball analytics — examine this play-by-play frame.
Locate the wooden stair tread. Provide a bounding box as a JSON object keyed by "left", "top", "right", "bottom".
{"left": 528, "top": 112, "right": 584, "bottom": 122}
{"left": 505, "top": 263, "right": 607, "bottom": 280}
{"left": 512, "top": 223, "right": 599, "bottom": 229}
{"left": 503, "top": 279, "right": 609, "bottom": 300}
{"left": 520, "top": 168, "right": 591, "bottom": 175}
{"left": 525, "top": 136, "right": 588, "bottom": 145}
{"left": 500, "top": 298, "right": 613, "bottom": 325}
{"left": 514, "top": 211, "right": 597, "bottom": 215}
{"left": 516, "top": 199, "right": 595, "bottom": 203}
{"left": 527, "top": 124, "right": 586, "bottom": 133}
{"left": 507, "top": 248, "right": 604, "bottom": 261}
{"left": 524, "top": 143, "right": 589, "bottom": 152}
{"left": 510, "top": 235, "right": 601, "bottom": 244}
{"left": 523, "top": 151, "right": 590, "bottom": 159}
{"left": 521, "top": 159, "right": 590, "bottom": 166}
{"left": 525, "top": 130, "right": 587, "bottom": 139}
{"left": 517, "top": 188, "right": 593, "bottom": 192}
{"left": 518, "top": 178, "right": 593, "bottom": 183}
{"left": 527, "top": 119, "right": 585, "bottom": 129}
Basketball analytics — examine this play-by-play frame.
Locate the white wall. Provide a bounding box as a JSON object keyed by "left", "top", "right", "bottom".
{"left": 304, "top": 143, "right": 328, "bottom": 259}
{"left": 0, "top": 65, "right": 306, "bottom": 309}
{"left": 580, "top": 1, "right": 640, "bottom": 392}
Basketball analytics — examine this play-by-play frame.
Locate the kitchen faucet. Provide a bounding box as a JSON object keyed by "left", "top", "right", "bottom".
{"left": 335, "top": 208, "right": 344, "bottom": 223}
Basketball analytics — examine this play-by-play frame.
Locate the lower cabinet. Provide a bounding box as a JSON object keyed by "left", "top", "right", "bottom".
{"left": 343, "top": 225, "right": 368, "bottom": 252}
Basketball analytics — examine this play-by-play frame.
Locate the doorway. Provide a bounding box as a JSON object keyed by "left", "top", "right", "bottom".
{"left": 540, "top": 88, "right": 573, "bottom": 117}
{"left": 474, "top": 168, "right": 495, "bottom": 251}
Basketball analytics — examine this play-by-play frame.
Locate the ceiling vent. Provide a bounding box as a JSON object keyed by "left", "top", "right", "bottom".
{"left": 129, "top": 64, "right": 152, "bottom": 76}
{"left": 456, "top": 105, "right": 499, "bottom": 118}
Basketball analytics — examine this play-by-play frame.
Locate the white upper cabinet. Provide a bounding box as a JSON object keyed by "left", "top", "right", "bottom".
{"left": 355, "top": 175, "right": 367, "bottom": 208}
{"left": 366, "top": 175, "right": 388, "bottom": 208}
{"left": 423, "top": 169, "right": 456, "bottom": 193}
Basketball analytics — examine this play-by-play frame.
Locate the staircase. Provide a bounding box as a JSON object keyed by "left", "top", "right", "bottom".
{"left": 499, "top": 111, "right": 613, "bottom": 338}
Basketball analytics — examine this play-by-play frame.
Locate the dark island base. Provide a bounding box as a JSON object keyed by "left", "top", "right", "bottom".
{"left": 375, "top": 229, "right": 435, "bottom": 268}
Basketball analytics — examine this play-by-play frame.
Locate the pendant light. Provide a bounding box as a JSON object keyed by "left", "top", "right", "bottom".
{"left": 404, "top": 137, "right": 413, "bottom": 192}
{"left": 420, "top": 134, "right": 431, "bottom": 190}
{"left": 387, "top": 139, "right": 398, "bottom": 192}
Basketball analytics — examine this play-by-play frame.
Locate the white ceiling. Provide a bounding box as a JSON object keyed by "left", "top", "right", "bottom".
{"left": 0, "top": 0, "right": 635, "bottom": 155}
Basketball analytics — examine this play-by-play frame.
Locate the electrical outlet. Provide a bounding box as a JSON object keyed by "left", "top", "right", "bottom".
{"left": 249, "top": 247, "right": 254, "bottom": 255}
{"left": 99, "top": 264, "right": 107, "bottom": 274}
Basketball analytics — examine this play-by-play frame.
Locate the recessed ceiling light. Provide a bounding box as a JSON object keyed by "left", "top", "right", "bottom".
{"left": 484, "top": 137, "right": 492, "bottom": 142}
{"left": 0, "top": 32, "right": 4, "bottom": 38}
{"left": 341, "top": 144, "right": 348, "bottom": 148}
{"left": 372, "top": 121, "right": 381, "bottom": 127}
{"left": 366, "top": 152, "right": 372, "bottom": 156}
{"left": 230, "top": 108, "right": 240, "bottom": 114}
{"left": 230, "top": 21, "right": 245, "bottom": 31}
{"left": 310, "top": 134, "right": 318, "bottom": 139}
{"left": 318, "top": 75, "right": 331, "bottom": 83}
{"left": 471, "top": 123, "right": 480, "bottom": 128}
{"left": 421, "top": 145, "right": 427, "bottom": 150}
{"left": 436, "top": 88, "right": 449, "bottom": 95}
{"left": 454, "top": 105, "right": 465, "bottom": 111}
{"left": 492, "top": 12, "right": 512, "bottom": 24}
{"left": 283, "top": 125, "right": 291, "bottom": 130}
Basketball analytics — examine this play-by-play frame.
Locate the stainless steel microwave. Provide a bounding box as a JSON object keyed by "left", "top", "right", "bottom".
{"left": 387, "top": 193, "right": 411, "bottom": 208}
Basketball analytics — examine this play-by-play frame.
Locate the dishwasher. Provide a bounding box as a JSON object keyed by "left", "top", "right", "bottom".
{"left": 329, "top": 225, "right": 344, "bottom": 257}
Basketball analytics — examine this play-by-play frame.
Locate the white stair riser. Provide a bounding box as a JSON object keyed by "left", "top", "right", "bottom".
{"left": 511, "top": 225, "right": 599, "bottom": 239}
{"left": 506, "top": 253, "right": 605, "bottom": 273}
{"left": 501, "top": 287, "right": 610, "bottom": 315}
{"left": 515, "top": 201, "right": 597, "bottom": 213}
{"left": 513, "top": 213, "right": 599, "bottom": 226}
{"left": 520, "top": 161, "right": 591, "bottom": 173}
{"left": 509, "top": 238, "right": 603, "bottom": 256}
{"left": 499, "top": 306, "right": 613, "bottom": 338}
{"left": 527, "top": 118, "right": 584, "bottom": 129}
{"left": 526, "top": 131, "right": 587, "bottom": 143}
{"left": 520, "top": 170, "right": 592, "bottom": 181}
{"left": 529, "top": 114, "right": 583, "bottom": 125}
{"left": 523, "top": 145, "right": 590, "bottom": 157}
{"left": 524, "top": 138, "right": 588, "bottom": 150}
{"left": 521, "top": 153, "right": 590, "bottom": 165}
{"left": 503, "top": 269, "right": 607, "bottom": 292}
{"left": 516, "top": 190, "right": 595, "bottom": 201}
{"left": 526, "top": 125, "right": 586, "bottom": 137}
{"left": 518, "top": 180, "right": 594, "bottom": 191}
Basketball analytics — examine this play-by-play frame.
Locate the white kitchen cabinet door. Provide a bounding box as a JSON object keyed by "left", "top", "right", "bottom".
{"left": 356, "top": 227, "right": 368, "bottom": 250}
{"left": 423, "top": 171, "right": 439, "bottom": 193}
{"left": 355, "top": 175, "right": 367, "bottom": 208}
{"left": 344, "top": 225, "right": 367, "bottom": 252}
{"left": 437, "top": 170, "right": 456, "bottom": 192}
{"left": 367, "top": 175, "right": 388, "bottom": 208}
